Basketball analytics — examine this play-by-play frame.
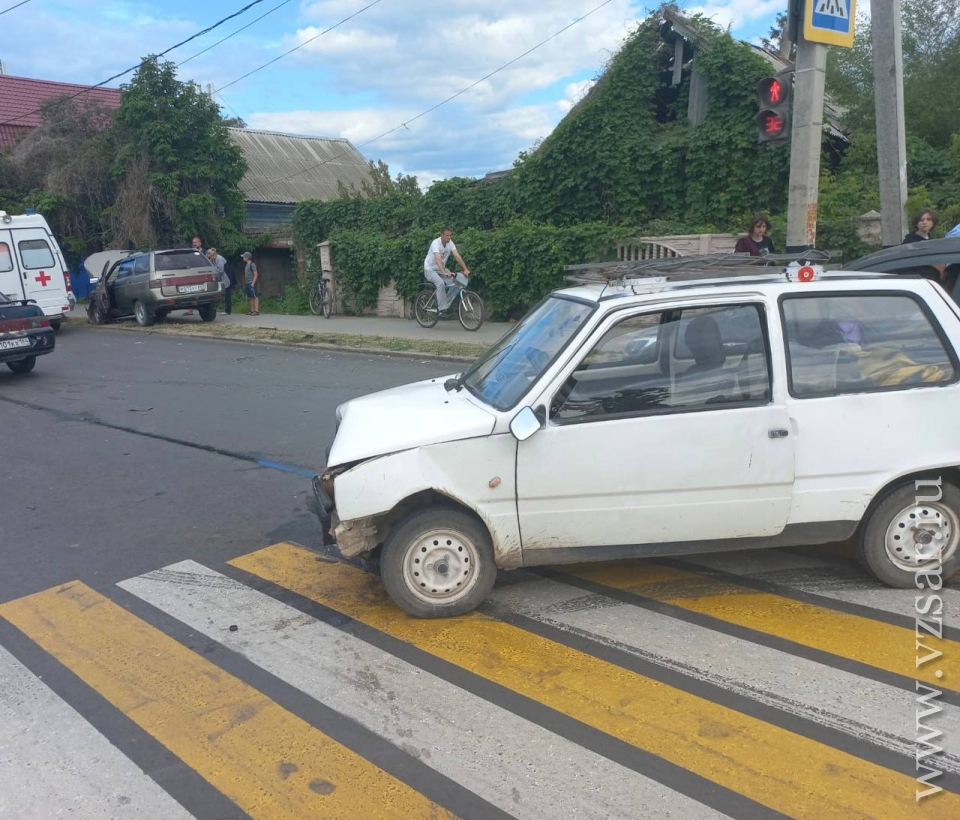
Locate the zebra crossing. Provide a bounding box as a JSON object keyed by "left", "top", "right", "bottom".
{"left": 1, "top": 542, "right": 957, "bottom": 819}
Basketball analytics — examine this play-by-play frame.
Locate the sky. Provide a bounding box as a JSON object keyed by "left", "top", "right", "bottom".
{"left": 0, "top": 0, "right": 787, "bottom": 187}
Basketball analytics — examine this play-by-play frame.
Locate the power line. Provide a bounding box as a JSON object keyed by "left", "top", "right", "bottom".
{"left": 216, "top": 0, "right": 387, "bottom": 92}
{"left": 0, "top": 0, "right": 33, "bottom": 17}
{"left": 0, "top": 0, "right": 271, "bottom": 128}
{"left": 241, "top": 0, "right": 616, "bottom": 198}
{"left": 217, "top": 91, "right": 244, "bottom": 122}
{"left": 178, "top": 0, "right": 296, "bottom": 67}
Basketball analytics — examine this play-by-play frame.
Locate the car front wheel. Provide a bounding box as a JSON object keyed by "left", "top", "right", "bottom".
{"left": 380, "top": 507, "right": 497, "bottom": 618}
{"left": 858, "top": 480, "right": 960, "bottom": 588}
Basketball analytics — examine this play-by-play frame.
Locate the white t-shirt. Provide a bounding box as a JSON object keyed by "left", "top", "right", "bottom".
{"left": 424, "top": 237, "right": 456, "bottom": 273}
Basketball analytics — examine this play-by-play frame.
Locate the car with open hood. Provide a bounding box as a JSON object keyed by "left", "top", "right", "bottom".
{"left": 86, "top": 248, "right": 223, "bottom": 327}
{"left": 316, "top": 261, "right": 960, "bottom": 618}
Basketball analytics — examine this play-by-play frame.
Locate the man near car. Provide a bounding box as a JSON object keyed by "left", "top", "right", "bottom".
{"left": 423, "top": 228, "right": 470, "bottom": 317}
{"left": 242, "top": 251, "right": 260, "bottom": 316}
{"left": 206, "top": 248, "right": 231, "bottom": 315}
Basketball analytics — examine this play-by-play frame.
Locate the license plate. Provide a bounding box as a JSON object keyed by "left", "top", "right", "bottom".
{"left": 0, "top": 337, "right": 30, "bottom": 350}
{"left": 178, "top": 284, "right": 206, "bottom": 293}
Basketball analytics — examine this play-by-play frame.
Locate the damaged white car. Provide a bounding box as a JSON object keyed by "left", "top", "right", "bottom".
{"left": 315, "top": 264, "right": 960, "bottom": 617}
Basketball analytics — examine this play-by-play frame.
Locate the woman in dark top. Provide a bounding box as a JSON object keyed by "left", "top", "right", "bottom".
{"left": 734, "top": 214, "right": 775, "bottom": 256}
{"left": 903, "top": 208, "right": 938, "bottom": 244}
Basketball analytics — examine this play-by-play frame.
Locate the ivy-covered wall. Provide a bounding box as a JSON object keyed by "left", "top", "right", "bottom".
{"left": 292, "top": 11, "right": 838, "bottom": 318}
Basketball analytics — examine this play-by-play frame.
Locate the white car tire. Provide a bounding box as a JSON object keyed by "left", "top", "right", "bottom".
{"left": 380, "top": 507, "right": 497, "bottom": 618}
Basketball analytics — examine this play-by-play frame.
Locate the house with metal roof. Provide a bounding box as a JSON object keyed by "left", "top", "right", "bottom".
{"left": 229, "top": 127, "right": 374, "bottom": 235}
{"left": 0, "top": 74, "right": 121, "bottom": 147}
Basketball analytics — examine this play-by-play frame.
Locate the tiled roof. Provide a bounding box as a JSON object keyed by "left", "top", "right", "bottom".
{"left": 229, "top": 128, "right": 374, "bottom": 204}
{"left": 0, "top": 74, "right": 122, "bottom": 133}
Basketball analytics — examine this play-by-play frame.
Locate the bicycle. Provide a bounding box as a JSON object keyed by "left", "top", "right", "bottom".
{"left": 308, "top": 274, "right": 332, "bottom": 318}
{"left": 415, "top": 278, "right": 484, "bottom": 331}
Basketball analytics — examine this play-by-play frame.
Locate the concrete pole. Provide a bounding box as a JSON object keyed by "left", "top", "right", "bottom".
{"left": 871, "top": 0, "right": 908, "bottom": 246}
{"left": 786, "top": 33, "right": 829, "bottom": 252}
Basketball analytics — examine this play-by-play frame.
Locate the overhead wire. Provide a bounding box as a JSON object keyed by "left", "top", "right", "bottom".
{"left": 0, "top": 0, "right": 272, "bottom": 127}
{"left": 0, "top": 0, "right": 33, "bottom": 18}
{"left": 178, "top": 0, "right": 297, "bottom": 67}
{"left": 240, "top": 0, "right": 617, "bottom": 198}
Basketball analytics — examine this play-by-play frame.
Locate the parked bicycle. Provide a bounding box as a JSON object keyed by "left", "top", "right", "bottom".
{"left": 308, "top": 274, "right": 332, "bottom": 318}
{"left": 415, "top": 278, "right": 484, "bottom": 331}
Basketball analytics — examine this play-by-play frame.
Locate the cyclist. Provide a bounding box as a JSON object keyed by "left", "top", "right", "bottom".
{"left": 424, "top": 228, "right": 470, "bottom": 317}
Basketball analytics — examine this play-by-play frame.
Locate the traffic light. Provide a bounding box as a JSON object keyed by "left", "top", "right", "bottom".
{"left": 756, "top": 74, "right": 791, "bottom": 143}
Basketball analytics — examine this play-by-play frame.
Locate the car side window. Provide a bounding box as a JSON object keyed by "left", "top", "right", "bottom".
{"left": 134, "top": 255, "right": 150, "bottom": 275}
{"left": 0, "top": 242, "right": 12, "bottom": 272}
{"left": 18, "top": 239, "right": 55, "bottom": 269}
{"left": 116, "top": 259, "right": 135, "bottom": 279}
{"left": 553, "top": 303, "right": 770, "bottom": 422}
{"left": 781, "top": 293, "right": 957, "bottom": 397}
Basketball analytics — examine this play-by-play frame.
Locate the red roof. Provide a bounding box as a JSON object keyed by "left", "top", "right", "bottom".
{"left": 0, "top": 75, "right": 121, "bottom": 144}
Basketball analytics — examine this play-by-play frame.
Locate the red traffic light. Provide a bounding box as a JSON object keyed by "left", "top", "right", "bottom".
{"left": 758, "top": 76, "right": 789, "bottom": 107}
{"left": 757, "top": 110, "right": 787, "bottom": 136}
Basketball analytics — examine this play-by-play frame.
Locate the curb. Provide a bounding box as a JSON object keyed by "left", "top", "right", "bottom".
{"left": 73, "top": 321, "right": 481, "bottom": 364}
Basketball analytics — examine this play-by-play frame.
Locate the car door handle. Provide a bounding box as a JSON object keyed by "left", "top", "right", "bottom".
{"left": 768, "top": 428, "right": 789, "bottom": 439}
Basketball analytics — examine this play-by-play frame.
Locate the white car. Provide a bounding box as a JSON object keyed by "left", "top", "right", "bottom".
{"left": 316, "top": 264, "right": 960, "bottom": 617}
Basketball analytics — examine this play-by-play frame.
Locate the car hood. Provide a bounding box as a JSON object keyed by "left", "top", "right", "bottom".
{"left": 328, "top": 375, "right": 497, "bottom": 467}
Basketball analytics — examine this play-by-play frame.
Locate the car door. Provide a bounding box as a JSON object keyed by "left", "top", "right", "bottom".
{"left": 12, "top": 228, "right": 64, "bottom": 314}
{"left": 0, "top": 231, "right": 24, "bottom": 301}
{"left": 515, "top": 299, "right": 796, "bottom": 555}
{"left": 111, "top": 259, "right": 135, "bottom": 313}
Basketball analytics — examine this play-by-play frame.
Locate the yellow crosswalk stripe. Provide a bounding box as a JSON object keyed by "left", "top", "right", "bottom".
{"left": 232, "top": 542, "right": 959, "bottom": 820}
{"left": 563, "top": 561, "right": 954, "bottom": 687}
{"left": 0, "top": 581, "right": 455, "bottom": 820}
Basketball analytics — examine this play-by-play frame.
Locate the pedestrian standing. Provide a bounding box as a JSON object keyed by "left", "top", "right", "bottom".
{"left": 206, "top": 248, "right": 231, "bottom": 315}
{"left": 423, "top": 228, "right": 470, "bottom": 317}
{"left": 903, "top": 209, "right": 938, "bottom": 243}
{"left": 184, "top": 237, "right": 206, "bottom": 316}
{"left": 734, "top": 215, "right": 775, "bottom": 256}
{"left": 242, "top": 251, "right": 260, "bottom": 316}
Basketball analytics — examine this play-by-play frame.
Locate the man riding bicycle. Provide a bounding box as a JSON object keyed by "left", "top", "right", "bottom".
{"left": 424, "top": 228, "right": 470, "bottom": 318}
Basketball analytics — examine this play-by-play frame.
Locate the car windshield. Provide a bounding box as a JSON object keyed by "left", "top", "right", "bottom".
{"left": 155, "top": 250, "right": 212, "bottom": 271}
{"left": 462, "top": 295, "right": 595, "bottom": 411}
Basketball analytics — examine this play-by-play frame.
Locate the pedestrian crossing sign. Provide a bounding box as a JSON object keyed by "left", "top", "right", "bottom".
{"left": 804, "top": 0, "right": 857, "bottom": 47}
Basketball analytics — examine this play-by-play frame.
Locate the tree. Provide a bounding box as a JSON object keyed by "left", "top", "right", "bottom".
{"left": 336, "top": 159, "right": 421, "bottom": 200}
{"left": 110, "top": 58, "right": 248, "bottom": 251}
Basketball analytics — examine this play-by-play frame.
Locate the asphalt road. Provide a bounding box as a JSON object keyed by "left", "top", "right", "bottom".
{"left": 0, "top": 325, "right": 444, "bottom": 602}
{"left": 2, "top": 325, "right": 958, "bottom": 820}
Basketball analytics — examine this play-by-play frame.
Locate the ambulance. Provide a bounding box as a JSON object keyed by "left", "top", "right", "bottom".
{"left": 0, "top": 210, "right": 75, "bottom": 330}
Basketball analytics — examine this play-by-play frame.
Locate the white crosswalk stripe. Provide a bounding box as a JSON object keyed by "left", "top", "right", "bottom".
{"left": 0, "top": 644, "right": 195, "bottom": 820}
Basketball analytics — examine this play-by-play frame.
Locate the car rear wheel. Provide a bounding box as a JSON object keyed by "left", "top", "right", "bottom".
{"left": 134, "top": 300, "right": 155, "bottom": 327}
{"left": 380, "top": 507, "right": 497, "bottom": 618}
{"left": 7, "top": 356, "right": 36, "bottom": 374}
{"left": 198, "top": 303, "right": 217, "bottom": 322}
{"left": 858, "top": 480, "right": 960, "bottom": 587}
{"left": 50, "top": 321, "right": 62, "bottom": 332}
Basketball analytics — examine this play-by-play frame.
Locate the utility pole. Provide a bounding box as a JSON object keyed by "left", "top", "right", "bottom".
{"left": 785, "top": 31, "right": 828, "bottom": 252}
{"left": 871, "top": 0, "right": 908, "bottom": 246}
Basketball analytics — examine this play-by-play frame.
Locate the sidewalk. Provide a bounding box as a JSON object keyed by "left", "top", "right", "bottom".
{"left": 211, "top": 311, "right": 513, "bottom": 347}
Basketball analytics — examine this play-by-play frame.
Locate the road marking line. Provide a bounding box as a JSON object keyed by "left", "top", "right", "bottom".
{"left": 0, "top": 644, "right": 195, "bottom": 820}
{"left": 561, "top": 561, "right": 954, "bottom": 688}
{"left": 0, "top": 581, "right": 454, "bottom": 820}
{"left": 232, "top": 542, "right": 959, "bottom": 819}
{"left": 120, "top": 560, "right": 725, "bottom": 820}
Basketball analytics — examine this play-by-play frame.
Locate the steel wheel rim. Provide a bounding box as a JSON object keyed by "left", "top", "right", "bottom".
{"left": 401, "top": 528, "right": 481, "bottom": 605}
{"left": 136, "top": 303, "right": 146, "bottom": 324}
{"left": 884, "top": 500, "right": 959, "bottom": 570}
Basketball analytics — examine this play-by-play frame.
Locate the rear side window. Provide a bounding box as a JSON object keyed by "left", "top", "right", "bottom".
{"left": 155, "top": 251, "right": 212, "bottom": 272}
{"left": 781, "top": 293, "right": 957, "bottom": 397}
{"left": 18, "top": 239, "right": 54, "bottom": 269}
{"left": 0, "top": 242, "right": 12, "bottom": 272}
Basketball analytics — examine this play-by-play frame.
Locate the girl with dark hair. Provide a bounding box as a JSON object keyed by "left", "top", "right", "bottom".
{"left": 734, "top": 214, "right": 775, "bottom": 256}
{"left": 903, "top": 208, "right": 938, "bottom": 244}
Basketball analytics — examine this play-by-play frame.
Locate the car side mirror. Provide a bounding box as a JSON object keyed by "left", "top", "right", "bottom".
{"left": 510, "top": 406, "right": 542, "bottom": 442}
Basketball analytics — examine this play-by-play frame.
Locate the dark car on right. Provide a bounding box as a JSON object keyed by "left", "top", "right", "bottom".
{"left": 845, "top": 237, "right": 960, "bottom": 300}
{"left": 87, "top": 248, "right": 223, "bottom": 327}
